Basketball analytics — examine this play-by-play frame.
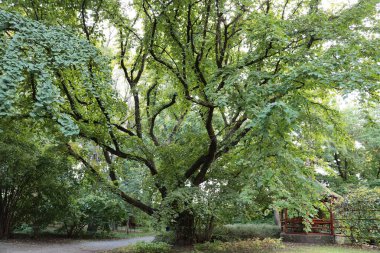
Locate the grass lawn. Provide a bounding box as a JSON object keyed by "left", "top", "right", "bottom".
{"left": 110, "top": 243, "right": 379, "bottom": 253}
{"left": 168, "top": 244, "right": 379, "bottom": 253}
{"left": 105, "top": 230, "right": 156, "bottom": 239}
{"left": 278, "top": 244, "right": 378, "bottom": 253}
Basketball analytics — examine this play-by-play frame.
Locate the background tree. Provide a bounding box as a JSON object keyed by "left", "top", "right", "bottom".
{"left": 0, "top": 119, "right": 76, "bottom": 238}
{"left": 346, "top": 104, "right": 380, "bottom": 183}
{"left": 60, "top": 184, "right": 132, "bottom": 237}
{"left": 314, "top": 101, "right": 380, "bottom": 193}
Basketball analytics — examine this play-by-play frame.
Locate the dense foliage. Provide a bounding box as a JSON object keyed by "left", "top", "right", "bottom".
{"left": 60, "top": 186, "right": 131, "bottom": 237}
{"left": 335, "top": 187, "right": 380, "bottom": 244}
{"left": 0, "top": 119, "right": 133, "bottom": 238}
{"left": 0, "top": 120, "right": 76, "bottom": 238}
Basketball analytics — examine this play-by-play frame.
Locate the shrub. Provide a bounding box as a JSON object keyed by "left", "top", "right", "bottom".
{"left": 212, "top": 224, "right": 280, "bottom": 242}
{"left": 335, "top": 187, "right": 380, "bottom": 244}
{"left": 194, "top": 238, "right": 283, "bottom": 253}
{"left": 194, "top": 241, "right": 226, "bottom": 252}
{"left": 133, "top": 242, "right": 171, "bottom": 253}
{"left": 153, "top": 231, "right": 175, "bottom": 244}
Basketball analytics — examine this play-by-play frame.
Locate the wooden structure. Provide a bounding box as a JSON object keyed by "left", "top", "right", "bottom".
{"left": 280, "top": 194, "right": 338, "bottom": 243}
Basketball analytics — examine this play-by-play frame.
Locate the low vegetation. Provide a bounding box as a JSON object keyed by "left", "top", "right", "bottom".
{"left": 194, "top": 238, "right": 283, "bottom": 253}
{"left": 212, "top": 224, "right": 281, "bottom": 241}
{"left": 152, "top": 231, "right": 175, "bottom": 245}
{"left": 109, "top": 242, "right": 172, "bottom": 253}
{"left": 107, "top": 241, "right": 378, "bottom": 253}
{"left": 278, "top": 245, "right": 379, "bottom": 253}
{"left": 107, "top": 238, "right": 283, "bottom": 253}
{"left": 335, "top": 187, "right": 380, "bottom": 244}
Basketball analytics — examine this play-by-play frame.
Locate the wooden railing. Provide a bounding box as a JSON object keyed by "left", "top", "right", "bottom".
{"left": 281, "top": 209, "right": 335, "bottom": 235}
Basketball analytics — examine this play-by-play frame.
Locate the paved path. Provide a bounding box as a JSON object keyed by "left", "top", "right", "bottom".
{"left": 0, "top": 236, "right": 154, "bottom": 253}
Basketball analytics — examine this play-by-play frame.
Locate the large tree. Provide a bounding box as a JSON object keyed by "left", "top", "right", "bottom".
{"left": 318, "top": 102, "right": 380, "bottom": 190}
{"left": 1, "top": 0, "right": 379, "bottom": 245}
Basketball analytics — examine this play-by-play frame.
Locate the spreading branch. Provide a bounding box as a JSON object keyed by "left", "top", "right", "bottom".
{"left": 67, "top": 144, "right": 155, "bottom": 215}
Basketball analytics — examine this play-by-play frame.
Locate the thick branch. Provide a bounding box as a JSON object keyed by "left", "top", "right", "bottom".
{"left": 79, "top": 132, "right": 158, "bottom": 176}
{"left": 146, "top": 82, "right": 158, "bottom": 119}
{"left": 193, "top": 108, "right": 217, "bottom": 185}
{"left": 112, "top": 123, "right": 136, "bottom": 136}
{"left": 132, "top": 92, "right": 143, "bottom": 138}
{"left": 149, "top": 94, "right": 177, "bottom": 146}
{"left": 149, "top": 18, "right": 214, "bottom": 108}
{"left": 56, "top": 71, "right": 82, "bottom": 120}
{"left": 168, "top": 110, "right": 188, "bottom": 143}
{"left": 94, "top": 96, "right": 121, "bottom": 151}
{"left": 184, "top": 108, "right": 217, "bottom": 184}
{"left": 80, "top": 0, "right": 91, "bottom": 41}
{"left": 67, "top": 144, "right": 155, "bottom": 215}
{"left": 103, "top": 148, "right": 118, "bottom": 185}
{"left": 119, "top": 28, "right": 147, "bottom": 139}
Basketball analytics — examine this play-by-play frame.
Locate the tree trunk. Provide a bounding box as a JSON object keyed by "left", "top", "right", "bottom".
{"left": 273, "top": 209, "right": 281, "bottom": 228}
{"left": 87, "top": 223, "right": 98, "bottom": 234}
{"left": 174, "top": 210, "right": 195, "bottom": 246}
{"left": 0, "top": 211, "right": 12, "bottom": 239}
{"left": 194, "top": 214, "right": 215, "bottom": 243}
{"left": 32, "top": 224, "right": 41, "bottom": 238}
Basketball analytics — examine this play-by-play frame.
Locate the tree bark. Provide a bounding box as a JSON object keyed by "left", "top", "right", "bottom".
{"left": 274, "top": 209, "right": 281, "bottom": 228}
{"left": 334, "top": 152, "right": 347, "bottom": 181}
{"left": 87, "top": 223, "right": 98, "bottom": 234}
{"left": 174, "top": 210, "right": 195, "bottom": 246}
{"left": 0, "top": 210, "right": 12, "bottom": 239}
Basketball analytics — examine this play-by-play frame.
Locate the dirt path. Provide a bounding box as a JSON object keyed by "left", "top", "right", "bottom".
{"left": 0, "top": 236, "right": 154, "bottom": 253}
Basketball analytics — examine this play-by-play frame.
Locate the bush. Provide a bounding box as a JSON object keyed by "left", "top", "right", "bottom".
{"left": 153, "top": 231, "right": 175, "bottom": 244}
{"left": 212, "top": 224, "right": 280, "bottom": 242}
{"left": 133, "top": 242, "right": 171, "bottom": 253}
{"left": 194, "top": 241, "right": 226, "bottom": 252}
{"left": 59, "top": 190, "right": 129, "bottom": 237}
{"left": 335, "top": 187, "right": 380, "bottom": 244}
{"left": 194, "top": 238, "right": 283, "bottom": 253}
{"left": 111, "top": 242, "right": 171, "bottom": 253}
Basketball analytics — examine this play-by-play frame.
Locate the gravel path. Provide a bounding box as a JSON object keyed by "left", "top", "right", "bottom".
{"left": 0, "top": 236, "right": 154, "bottom": 253}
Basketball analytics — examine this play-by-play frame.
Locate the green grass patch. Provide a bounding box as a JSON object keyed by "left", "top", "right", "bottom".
{"left": 98, "top": 231, "right": 157, "bottom": 239}
{"left": 108, "top": 244, "right": 378, "bottom": 253}
{"left": 279, "top": 244, "right": 378, "bottom": 253}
